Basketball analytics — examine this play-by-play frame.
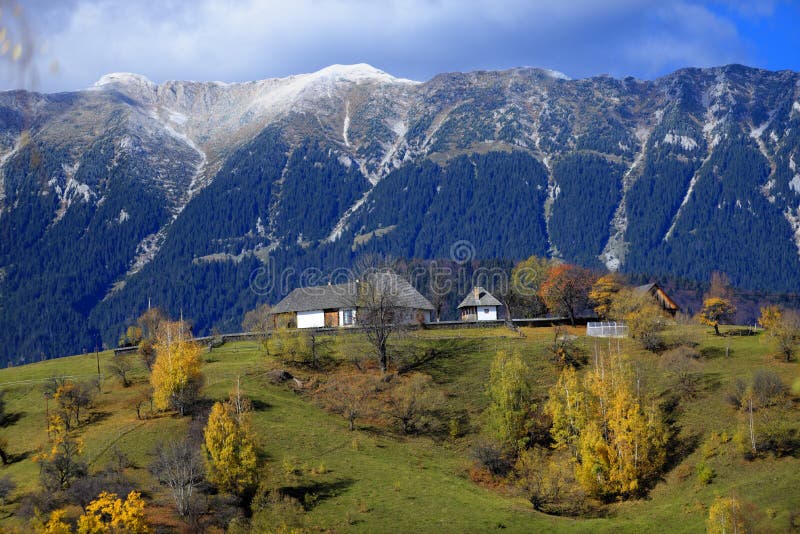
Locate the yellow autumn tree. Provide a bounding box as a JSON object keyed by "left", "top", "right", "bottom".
{"left": 545, "top": 366, "right": 586, "bottom": 455}
{"left": 150, "top": 321, "right": 204, "bottom": 415}
{"left": 697, "top": 297, "right": 737, "bottom": 335}
{"left": 486, "top": 351, "right": 533, "bottom": 450}
{"left": 706, "top": 495, "right": 748, "bottom": 534}
{"left": 589, "top": 273, "right": 625, "bottom": 320}
{"left": 609, "top": 288, "right": 667, "bottom": 351}
{"left": 758, "top": 305, "right": 782, "bottom": 331}
{"left": 758, "top": 305, "right": 800, "bottom": 361}
{"left": 203, "top": 383, "right": 258, "bottom": 495}
{"left": 34, "top": 509, "right": 72, "bottom": 534}
{"left": 546, "top": 351, "right": 668, "bottom": 499}
{"left": 578, "top": 362, "right": 667, "bottom": 498}
{"left": 76, "top": 491, "right": 150, "bottom": 534}
{"left": 34, "top": 415, "right": 85, "bottom": 492}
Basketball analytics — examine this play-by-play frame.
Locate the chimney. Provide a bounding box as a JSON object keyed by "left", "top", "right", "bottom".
{"left": 473, "top": 287, "right": 480, "bottom": 298}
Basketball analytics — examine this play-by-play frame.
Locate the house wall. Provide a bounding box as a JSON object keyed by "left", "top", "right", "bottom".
{"left": 297, "top": 310, "right": 325, "bottom": 328}
{"left": 477, "top": 306, "right": 498, "bottom": 321}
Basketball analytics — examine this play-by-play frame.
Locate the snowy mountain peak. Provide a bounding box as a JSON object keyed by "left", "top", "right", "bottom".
{"left": 540, "top": 68, "right": 571, "bottom": 81}
{"left": 305, "top": 63, "right": 418, "bottom": 85}
{"left": 93, "top": 72, "right": 157, "bottom": 89}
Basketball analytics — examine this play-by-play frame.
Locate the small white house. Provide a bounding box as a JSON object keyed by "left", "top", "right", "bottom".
{"left": 458, "top": 287, "right": 502, "bottom": 322}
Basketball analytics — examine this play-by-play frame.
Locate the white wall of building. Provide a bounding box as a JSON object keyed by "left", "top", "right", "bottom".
{"left": 297, "top": 310, "right": 325, "bottom": 328}
{"left": 477, "top": 306, "right": 497, "bottom": 321}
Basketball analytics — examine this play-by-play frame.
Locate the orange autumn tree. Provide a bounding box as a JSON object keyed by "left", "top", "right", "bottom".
{"left": 539, "top": 264, "right": 597, "bottom": 325}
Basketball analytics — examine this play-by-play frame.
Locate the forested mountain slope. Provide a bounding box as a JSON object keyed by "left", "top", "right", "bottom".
{"left": 2, "top": 63, "right": 800, "bottom": 362}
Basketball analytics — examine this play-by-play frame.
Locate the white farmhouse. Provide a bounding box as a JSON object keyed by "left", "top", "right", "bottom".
{"left": 270, "top": 271, "right": 434, "bottom": 328}
{"left": 458, "top": 287, "right": 502, "bottom": 322}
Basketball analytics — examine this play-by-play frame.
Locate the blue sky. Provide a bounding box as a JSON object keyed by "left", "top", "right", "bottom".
{"left": 1, "top": 0, "right": 799, "bottom": 92}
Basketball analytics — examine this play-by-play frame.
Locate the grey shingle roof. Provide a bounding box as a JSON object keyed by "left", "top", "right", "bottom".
{"left": 634, "top": 283, "right": 656, "bottom": 295}
{"left": 457, "top": 287, "right": 502, "bottom": 308}
{"left": 270, "top": 282, "right": 358, "bottom": 314}
{"left": 270, "top": 271, "right": 434, "bottom": 314}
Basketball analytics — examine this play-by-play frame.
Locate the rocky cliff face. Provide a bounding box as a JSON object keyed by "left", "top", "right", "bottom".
{"left": 2, "top": 63, "right": 799, "bottom": 362}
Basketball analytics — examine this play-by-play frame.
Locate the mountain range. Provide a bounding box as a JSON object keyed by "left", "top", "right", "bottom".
{"left": 2, "top": 62, "right": 800, "bottom": 363}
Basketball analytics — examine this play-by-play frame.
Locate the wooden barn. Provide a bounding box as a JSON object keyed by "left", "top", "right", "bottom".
{"left": 634, "top": 283, "right": 680, "bottom": 316}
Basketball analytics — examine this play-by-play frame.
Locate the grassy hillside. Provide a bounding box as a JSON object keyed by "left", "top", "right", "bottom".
{"left": 0, "top": 325, "right": 798, "bottom": 532}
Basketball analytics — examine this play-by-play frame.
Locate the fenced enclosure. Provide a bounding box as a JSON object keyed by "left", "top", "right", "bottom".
{"left": 586, "top": 322, "right": 629, "bottom": 338}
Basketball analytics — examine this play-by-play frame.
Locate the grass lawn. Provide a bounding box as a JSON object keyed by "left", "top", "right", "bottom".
{"left": 0, "top": 325, "right": 797, "bottom": 532}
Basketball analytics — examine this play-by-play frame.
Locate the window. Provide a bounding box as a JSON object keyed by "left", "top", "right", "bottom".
{"left": 342, "top": 309, "right": 355, "bottom": 326}
{"left": 484, "top": 308, "right": 490, "bottom": 313}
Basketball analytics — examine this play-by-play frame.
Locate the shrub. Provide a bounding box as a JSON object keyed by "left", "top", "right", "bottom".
{"left": 751, "top": 370, "right": 785, "bottom": 408}
{"left": 470, "top": 440, "right": 511, "bottom": 476}
{"left": 0, "top": 476, "right": 15, "bottom": 505}
{"left": 725, "top": 378, "right": 748, "bottom": 409}
{"left": 661, "top": 346, "right": 701, "bottom": 397}
{"left": 696, "top": 463, "right": 715, "bottom": 485}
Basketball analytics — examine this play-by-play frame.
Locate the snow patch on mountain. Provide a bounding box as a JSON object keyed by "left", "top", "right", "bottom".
{"left": 761, "top": 179, "right": 776, "bottom": 203}
{"left": 784, "top": 206, "right": 800, "bottom": 257}
{"left": 127, "top": 229, "right": 167, "bottom": 276}
{"left": 0, "top": 133, "right": 29, "bottom": 214}
{"left": 790, "top": 175, "right": 800, "bottom": 194}
{"left": 52, "top": 166, "right": 93, "bottom": 224}
{"left": 343, "top": 101, "right": 351, "bottom": 147}
{"left": 665, "top": 150, "right": 714, "bottom": 241}
{"left": 117, "top": 209, "right": 130, "bottom": 223}
{"left": 663, "top": 133, "right": 697, "bottom": 150}
{"left": 750, "top": 121, "right": 770, "bottom": 139}
{"left": 147, "top": 108, "right": 208, "bottom": 207}
{"left": 327, "top": 188, "right": 373, "bottom": 242}
{"left": 602, "top": 128, "right": 650, "bottom": 271}
{"left": 378, "top": 118, "right": 409, "bottom": 173}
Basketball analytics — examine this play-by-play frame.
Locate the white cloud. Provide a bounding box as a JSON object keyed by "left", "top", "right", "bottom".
{"left": 5, "top": 0, "right": 762, "bottom": 92}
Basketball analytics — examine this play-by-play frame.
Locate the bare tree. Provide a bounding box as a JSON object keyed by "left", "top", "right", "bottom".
{"left": 318, "top": 373, "right": 379, "bottom": 430}
{"left": 357, "top": 274, "right": 406, "bottom": 373}
{"left": 107, "top": 352, "right": 135, "bottom": 387}
{"left": 150, "top": 438, "right": 205, "bottom": 517}
{"left": 426, "top": 260, "right": 454, "bottom": 322}
{"left": 242, "top": 303, "right": 273, "bottom": 357}
{"left": 138, "top": 339, "right": 156, "bottom": 372}
{"left": 382, "top": 374, "right": 445, "bottom": 434}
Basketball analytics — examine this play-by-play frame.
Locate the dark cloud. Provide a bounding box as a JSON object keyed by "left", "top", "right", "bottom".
{"left": 0, "top": 0, "right": 780, "bottom": 92}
